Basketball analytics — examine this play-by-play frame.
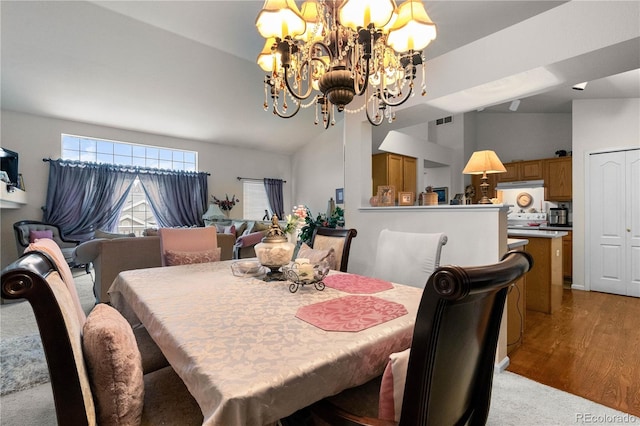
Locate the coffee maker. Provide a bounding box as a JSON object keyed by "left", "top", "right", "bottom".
{"left": 549, "top": 207, "right": 568, "bottom": 226}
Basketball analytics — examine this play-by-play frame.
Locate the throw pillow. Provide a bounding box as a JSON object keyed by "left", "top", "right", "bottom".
{"left": 28, "top": 229, "right": 54, "bottom": 243}
{"left": 378, "top": 348, "right": 410, "bottom": 422}
{"left": 164, "top": 247, "right": 221, "bottom": 266}
{"left": 142, "top": 228, "right": 159, "bottom": 237}
{"left": 252, "top": 221, "right": 270, "bottom": 233}
{"left": 296, "top": 243, "right": 337, "bottom": 271}
{"left": 214, "top": 224, "right": 236, "bottom": 235}
{"left": 83, "top": 304, "right": 144, "bottom": 426}
{"left": 232, "top": 221, "right": 248, "bottom": 238}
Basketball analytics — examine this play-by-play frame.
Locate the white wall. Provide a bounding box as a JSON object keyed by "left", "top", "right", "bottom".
{"left": 0, "top": 110, "right": 292, "bottom": 267}
{"left": 571, "top": 98, "right": 640, "bottom": 291}
{"left": 476, "top": 113, "right": 572, "bottom": 162}
{"left": 290, "top": 122, "right": 344, "bottom": 217}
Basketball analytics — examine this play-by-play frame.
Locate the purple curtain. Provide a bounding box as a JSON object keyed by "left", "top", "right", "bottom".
{"left": 264, "top": 178, "right": 284, "bottom": 220}
{"left": 138, "top": 169, "right": 208, "bottom": 227}
{"left": 43, "top": 160, "right": 136, "bottom": 239}
{"left": 44, "top": 160, "right": 208, "bottom": 237}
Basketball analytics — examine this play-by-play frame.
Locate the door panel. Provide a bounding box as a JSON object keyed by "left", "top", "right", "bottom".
{"left": 590, "top": 152, "right": 626, "bottom": 295}
{"left": 589, "top": 149, "right": 639, "bottom": 297}
{"left": 627, "top": 150, "right": 640, "bottom": 296}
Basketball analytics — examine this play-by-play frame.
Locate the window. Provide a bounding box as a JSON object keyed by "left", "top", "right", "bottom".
{"left": 242, "top": 181, "right": 272, "bottom": 221}
{"left": 61, "top": 134, "right": 197, "bottom": 235}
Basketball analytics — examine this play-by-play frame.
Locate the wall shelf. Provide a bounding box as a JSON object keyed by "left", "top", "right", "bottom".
{"left": 0, "top": 183, "right": 26, "bottom": 208}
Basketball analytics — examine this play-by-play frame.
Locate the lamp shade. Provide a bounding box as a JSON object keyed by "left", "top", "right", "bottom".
{"left": 202, "top": 204, "right": 226, "bottom": 221}
{"left": 256, "top": 0, "right": 306, "bottom": 40}
{"left": 338, "top": 0, "right": 396, "bottom": 31}
{"left": 462, "top": 150, "right": 507, "bottom": 175}
{"left": 387, "top": 0, "right": 437, "bottom": 53}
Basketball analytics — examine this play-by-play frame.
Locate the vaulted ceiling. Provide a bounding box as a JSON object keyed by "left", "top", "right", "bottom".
{"left": 1, "top": 1, "right": 638, "bottom": 154}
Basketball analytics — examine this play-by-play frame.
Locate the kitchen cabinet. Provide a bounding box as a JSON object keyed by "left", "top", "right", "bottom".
{"left": 499, "top": 159, "right": 544, "bottom": 182}
{"left": 523, "top": 236, "right": 563, "bottom": 314}
{"left": 372, "top": 153, "right": 417, "bottom": 201}
{"left": 507, "top": 274, "right": 526, "bottom": 354}
{"left": 545, "top": 157, "right": 572, "bottom": 201}
{"left": 562, "top": 231, "right": 572, "bottom": 281}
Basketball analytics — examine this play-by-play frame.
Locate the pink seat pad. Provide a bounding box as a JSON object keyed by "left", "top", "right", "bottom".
{"left": 323, "top": 273, "right": 394, "bottom": 294}
{"left": 295, "top": 295, "right": 408, "bottom": 332}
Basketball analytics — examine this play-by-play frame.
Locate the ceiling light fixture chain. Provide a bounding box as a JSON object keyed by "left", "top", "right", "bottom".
{"left": 256, "top": 0, "right": 436, "bottom": 128}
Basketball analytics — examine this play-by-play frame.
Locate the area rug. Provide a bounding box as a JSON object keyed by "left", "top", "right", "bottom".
{"left": 0, "top": 334, "right": 49, "bottom": 396}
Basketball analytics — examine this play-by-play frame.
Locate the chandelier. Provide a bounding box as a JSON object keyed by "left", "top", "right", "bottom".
{"left": 255, "top": 0, "right": 437, "bottom": 128}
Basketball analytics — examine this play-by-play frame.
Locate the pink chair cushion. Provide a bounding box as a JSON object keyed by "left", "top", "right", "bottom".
{"left": 158, "top": 227, "right": 218, "bottom": 266}
{"left": 379, "top": 348, "right": 410, "bottom": 422}
{"left": 164, "top": 248, "right": 221, "bottom": 266}
{"left": 29, "top": 229, "right": 54, "bottom": 243}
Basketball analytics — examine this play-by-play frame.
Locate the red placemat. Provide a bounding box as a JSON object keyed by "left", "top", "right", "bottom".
{"left": 295, "top": 295, "right": 408, "bottom": 332}
{"left": 323, "top": 273, "right": 394, "bottom": 294}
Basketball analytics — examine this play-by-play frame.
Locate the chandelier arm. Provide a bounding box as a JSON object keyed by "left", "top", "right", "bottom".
{"left": 365, "top": 106, "right": 384, "bottom": 126}
{"left": 353, "top": 56, "right": 371, "bottom": 97}
{"left": 379, "top": 84, "right": 414, "bottom": 108}
{"left": 272, "top": 100, "right": 301, "bottom": 119}
{"left": 283, "top": 63, "right": 313, "bottom": 101}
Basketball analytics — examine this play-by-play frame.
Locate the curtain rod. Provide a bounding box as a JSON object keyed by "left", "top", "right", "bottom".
{"left": 237, "top": 176, "right": 287, "bottom": 183}
{"left": 42, "top": 158, "right": 211, "bottom": 176}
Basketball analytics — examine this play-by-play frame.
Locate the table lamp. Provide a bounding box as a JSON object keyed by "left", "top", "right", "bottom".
{"left": 462, "top": 150, "right": 506, "bottom": 204}
{"left": 202, "top": 203, "right": 226, "bottom": 226}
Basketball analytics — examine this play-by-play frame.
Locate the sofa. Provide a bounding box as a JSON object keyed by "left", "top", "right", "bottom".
{"left": 74, "top": 233, "right": 236, "bottom": 304}
{"left": 74, "top": 221, "right": 270, "bottom": 304}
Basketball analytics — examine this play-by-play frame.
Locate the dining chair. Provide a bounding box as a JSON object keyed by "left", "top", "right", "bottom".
{"left": 371, "top": 229, "right": 448, "bottom": 288}
{"left": 13, "top": 220, "right": 81, "bottom": 266}
{"left": 24, "top": 238, "right": 169, "bottom": 375}
{"left": 1, "top": 250, "right": 203, "bottom": 426}
{"left": 158, "top": 226, "right": 220, "bottom": 266}
{"left": 310, "top": 250, "right": 534, "bottom": 426}
{"left": 310, "top": 227, "right": 358, "bottom": 272}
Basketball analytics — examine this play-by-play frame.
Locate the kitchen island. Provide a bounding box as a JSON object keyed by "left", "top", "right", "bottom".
{"left": 507, "top": 229, "right": 567, "bottom": 314}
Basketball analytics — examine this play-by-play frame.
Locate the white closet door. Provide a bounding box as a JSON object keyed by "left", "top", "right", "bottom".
{"left": 589, "top": 149, "right": 639, "bottom": 297}
{"left": 626, "top": 149, "right": 640, "bottom": 297}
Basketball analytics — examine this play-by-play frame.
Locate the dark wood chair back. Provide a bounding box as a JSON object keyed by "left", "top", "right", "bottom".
{"left": 400, "top": 250, "right": 533, "bottom": 425}
{"left": 310, "top": 227, "right": 358, "bottom": 272}
{"left": 1, "top": 251, "right": 94, "bottom": 425}
{"left": 310, "top": 250, "right": 533, "bottom": 426}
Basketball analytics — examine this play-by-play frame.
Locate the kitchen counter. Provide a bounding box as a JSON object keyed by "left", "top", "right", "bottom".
{"left": 539, "top": 225, "right": 572, "bottom": 231}
{"left": 508, "top": 229, "right": 567, "bottom": 238}
{"left": 507, "top": 238, "right": 528, "bottom": 250}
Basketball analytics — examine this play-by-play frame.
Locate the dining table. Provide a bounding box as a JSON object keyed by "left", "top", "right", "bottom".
{"left": 108, "top": 259, "right": 423, "bottom": 426}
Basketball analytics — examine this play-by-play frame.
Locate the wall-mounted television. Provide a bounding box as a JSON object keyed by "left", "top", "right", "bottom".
{"left": 0, "top": 148, "right": 19, "bottom": 185}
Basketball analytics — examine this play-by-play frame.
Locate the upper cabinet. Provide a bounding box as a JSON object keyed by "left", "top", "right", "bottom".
{"left": 545, "top": 157, "right": 572, "bottom": 201}
{"left": 470, "top": 157, "right": 572, "bottom": 203}
{"left": 372, "top": 153, "right": 417, "bottom": 201}
{"left": 499, "top": 159, "right": 543, "bottom": 182}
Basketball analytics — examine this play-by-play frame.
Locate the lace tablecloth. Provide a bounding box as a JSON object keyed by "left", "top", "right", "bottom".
{"left": 109, "top": 262, "right": 422, "bottom": 426}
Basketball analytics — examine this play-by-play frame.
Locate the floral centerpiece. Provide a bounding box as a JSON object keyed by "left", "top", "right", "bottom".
{"left": 211, "top": 194, "right": 239, "bottom": 216}
{"left": 283, "top": 205, "right": 308, "bottom": 242}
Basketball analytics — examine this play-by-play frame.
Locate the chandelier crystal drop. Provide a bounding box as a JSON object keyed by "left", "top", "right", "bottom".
{"left": 255, "top": 0, "right": 436, "bottom": 128}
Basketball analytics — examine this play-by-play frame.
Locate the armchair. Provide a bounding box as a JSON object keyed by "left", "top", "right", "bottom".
{"left": 13, "top": 220, "right": 80, "bottom": 265}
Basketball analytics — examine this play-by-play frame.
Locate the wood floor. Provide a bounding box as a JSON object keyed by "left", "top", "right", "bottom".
{"left": 507, "top": 288, "right": 640, "bottom": 417}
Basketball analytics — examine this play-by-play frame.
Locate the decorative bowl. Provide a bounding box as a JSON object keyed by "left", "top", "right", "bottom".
{"left": 230, "top": 260, "right": 266, "bottom": 277}
{"left": 282, "top": 261, "right": 330, "bottom": 293}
